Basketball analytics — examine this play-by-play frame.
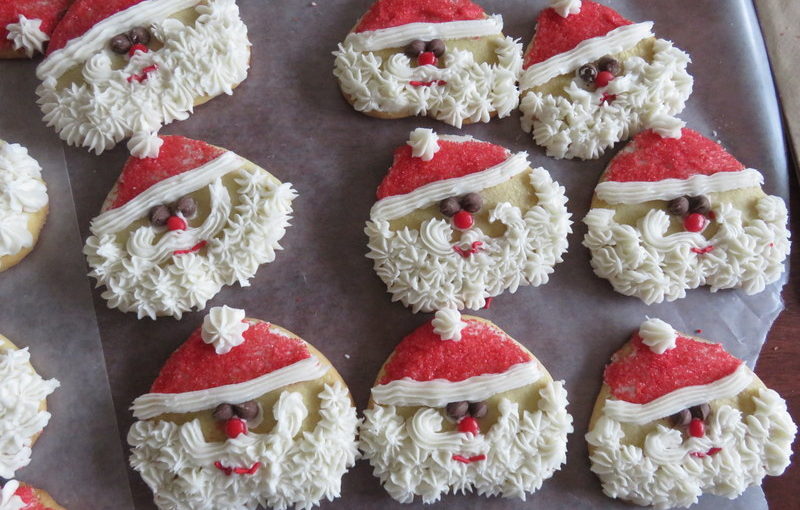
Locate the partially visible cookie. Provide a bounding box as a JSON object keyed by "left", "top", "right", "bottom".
{"left": 586, "top": 318, "right": 797, "bottom": 508}
{"left": 0, "top": 140, "right": 48, "bottom": 272}
{"left": 0, "top": 334, "right": 60, "bottom": 479}
{"left": 0, "top": 480, "right": 65, "bottom": 510}
{"left": 0, "top": 0, "right": 72, "bottom": 58}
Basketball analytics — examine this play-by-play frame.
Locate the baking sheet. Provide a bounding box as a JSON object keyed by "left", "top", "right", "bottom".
{"left": 8, "top": 0, "right": 790, "bottom": 508}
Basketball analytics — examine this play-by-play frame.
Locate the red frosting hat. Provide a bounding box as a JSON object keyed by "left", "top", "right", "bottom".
{"left": 1, "top": 0, "right": 73, "bottom": 57}
{"left": 355, "top": 0, "right": 486, "bottom": 33}
{"left": 47, "top": 0, "right": 146, "bottom": 55}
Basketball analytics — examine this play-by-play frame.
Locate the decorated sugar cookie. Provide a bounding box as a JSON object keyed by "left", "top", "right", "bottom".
{"left": 0, "top": 141, "right": 48, "bottom": 272}
{"left": 1, "top": 1, "right": 73, "bottom": 58}
{"left": 128, "top": 306, "right": 359, "bottom": 510}
{"left": 83, "top": 136, "right": 296, "bottom": 319}
{"left": 35, "top": 0, "right": 251, "bottom": 157}
{"left": 360, "top": 311, "right": 572, "bottom": 503}
{"left": 519, "top": 0, "right": 693, "bottom": 159}
{"left": 582, "top": 128, "right": 790, "bottom": 304}
{"left": 586, "top": 318, "right": 797, "bottom": 508}
{"left": 333, "top": 0, "right": 522, "bottom": 128}
{"left": 365, "top": 129, "right": 571, "bottom": 313}
{"left": 0, "top": 480, "right": 65, "bottom": 510}
{"left": 0, "top": 334, "right": 60, "bottom": 479}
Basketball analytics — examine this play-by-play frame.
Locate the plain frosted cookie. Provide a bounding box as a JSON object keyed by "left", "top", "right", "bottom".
{"left": 582, "top": 128, "right": 790, "bottom": 304}
{"left": 0, "top": 141, "right": 48, "bottom": 272}
{"left": 0, "top": 480, "right": 65, "bottom": 510}
{"left": 128, "top": 306, "right": 359, "bottom": 510}
{"left": 365, "top": 128, "right": 571, "bottom": 313}
{"left": 333, "top": 0, "right": 522, "bottom": 128}
{"left": 0, "top": 0, "right": 73, "bottom": 58}
{"left": 360, "top": 311, "right": 572, "bottom": 503}
{"left": 518, "top": 0, "right": 693, "bottom": 160}
{"left": 0, "top": 334, "right": 60, "bottom": 479}
{"left": 586, "top": 318, "right": 797, "bottom": 508}
{"left": 35, "top": 0, "right": 251, "bottom": 157}
{"left": 83, "top": 135, "right": 296, "bottom": 320}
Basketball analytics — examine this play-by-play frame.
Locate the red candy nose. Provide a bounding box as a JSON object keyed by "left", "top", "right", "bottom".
{"left": 129, "top": 43, "right": 149, "bottom": 56}
{"left": 453, "top": 210, "right": 474, "bottom": 230}
{"left": 457, "top": 416, "right": 480, "bottom": 436}
{"left": 683, "top": 213, "right": 706, "bottom": 233}
{"left": 595, "top": 70, "right": 614, "bottom": 88}
{"left": 418, "top": 51, "right": 437, "bottom": 66}
{"left": 166, "top": 216, "right": 187, "bottom": 231}
{"left": 225, "top": 418, "right": 248, "bottom": 439}
{"left": 689, "top": 418, "right": 705, "bottom": 438}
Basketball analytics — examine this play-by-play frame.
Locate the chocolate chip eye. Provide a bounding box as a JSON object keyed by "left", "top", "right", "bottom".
{"left": 426, "top": 39, "right": 446, "bottom": 57}
{"left": 212, "top": 403, "right": 234, "bottom": 421}
{"left": 687, "top": 195, "right": 711, "bottom": 215}
{"left": 129, "top": 26, "right": 151, "bottom": 46}
{"left": 110, "top": 33, "right": 133, "bottom": 54}
{"left": 577, "top": 63, "right": 598, "bottom": 84}
{"left": 446, "top": 401, "right": 469, "bottom": 420}
{"left": 174, "top": 196, "right": 197, "bottom": 217}
{"left": 597, "top": 56, "right": 621, "bottom": 75}
{"left": 669, "top": 408, "right": 692, "bottom": 426}
{"left": 148, "top": 204, "right": 170, "bottom": 226}
{"left": 690, "top": 403, "right": 710, "bottom": 421}
{"left": 460, "top": 193, "right": 482, "bottom": 213}
{"left": 405, "top": 39, "right": 426, "bottom": 58}
{"left": 439, "top": 197, "right": 461, "bottom": 217}
{"left": 468, "top": 401, "right": 487, "bottom": 418}
{"left": 233, "top": 401, "right": 259, "bottom": 420}
{"left": 667, "top": 196, "right": 690, "bottom": 216}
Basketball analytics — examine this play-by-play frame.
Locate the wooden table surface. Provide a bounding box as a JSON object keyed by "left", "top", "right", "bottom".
{"left": 759, "top": 151, "right": 799, "bottom": 506}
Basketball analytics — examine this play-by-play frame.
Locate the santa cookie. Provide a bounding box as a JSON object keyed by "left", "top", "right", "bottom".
{"left": 1, "top": 1, "right": 72, "bottom": 58}
{"left": 0, "top": 480, "right": 65, "bottom": 510}
{"left": 0, "top": 141, "right": 48, "bottom": 273}
{"left": 360, "top": 311, "right": 572, "bottom": 503}
{"left": 333, "top": 0, "right": 522, "bottom": 128}
{"left": 128, "top": 306, "right": 359, "bottom": 510}
{"left": 586, "top": 318, "right": 797, "bottom": 508}
{"left": 0, "top": 334, "right": 60, "bottom": 479}
{"left": 35, "top": 0, "right": 251, "bottom": 157}
{"left": 519, "top": 0, "right": 693, "bottom": 159}
{"left": 583, "top": 128, "right": 790, "bottom": 304}
{"left": 366, "top": 129, "right": 571, "bottom": 313}
{"left": 83, "top": 136, "right": 296, "bottom": 319}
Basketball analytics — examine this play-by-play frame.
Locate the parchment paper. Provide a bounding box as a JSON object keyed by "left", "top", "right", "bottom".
{"left": 17, "top": 0, "right": 792, "bottom": 508}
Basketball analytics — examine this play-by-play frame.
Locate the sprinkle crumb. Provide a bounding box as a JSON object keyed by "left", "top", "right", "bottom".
{"left": 310, "top": 1, "right": 317, "bottom": 5}
{"left": 344, "top": 353, "right": 350, "bottom": 359}
{"left": 695, "top": 329, "right": 702, "bottom": 334}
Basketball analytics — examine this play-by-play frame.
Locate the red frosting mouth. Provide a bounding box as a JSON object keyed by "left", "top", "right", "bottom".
{"left": 409, "top": 80, "right": 447, "bottom": 87}
{"left": 174, "top": 240, "right": 207, "bottom": 256}
{"left": 127, "top": 64, "right": 159, "bottom": 83}
{"left": 689, "top": 447, "right": 722, "bottom": 458}
{"left": 453, "top": 241, "right": 483, "bottom": 258}
{"left": 452, "top": 454, "right": 486, "bottom": 464}
{"left": 214, "top": 461, "right": 261, "bottom": 476}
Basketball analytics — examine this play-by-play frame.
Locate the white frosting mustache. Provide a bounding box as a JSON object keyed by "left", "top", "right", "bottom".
{"left": 407, "top": 408, "right": 486, "bottom": 452}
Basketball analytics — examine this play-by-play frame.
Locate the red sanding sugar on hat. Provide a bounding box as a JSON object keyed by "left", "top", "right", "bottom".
{"left": 110, "top": 135, "right": 226, "bottom": 208}
{"left": 376, "top": 139, "right": 508, "bottom": 199}
{"left": 379, "top": 319, "right": 531, "bottom": 385}
{"left": 0, "top": 0, "right": 73, "bottom": 53}
{"left": 523, "top": 1, "right": 632, "bottom": 69}
{"left": 150, "top": 322, "right": 311, "bottom": 394}
{"left": 604, "top": 128, "right": 745, "bottom": 183}
{"left": 355, "top": 0, "right": 486, "bottom": 33}
{"left": 604, "top": 333, "right": 742, "bottom": 404}
{"left": 45, "top": 0, "right": 145, "bottom": 55}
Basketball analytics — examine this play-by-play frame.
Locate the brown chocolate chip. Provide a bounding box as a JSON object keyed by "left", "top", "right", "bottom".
{"left": 670, "top": 408, "right": 692, "bottom": 426}
{"left": 212, "top": 403, "right": 234, "bottom": 421}
{"left": 459, "top": 193, "right": 483, "bottom": 213}
{"left": 233, "top": 401, "right": 259, "bottom": 420}
{"left": 597, "top": 56, "right": 621, "bottom": 75}
{"left": 129, "top": 26, "right": 151, "bottom": 46}
{"left": 174, "top": 196, "right": 197, "bottom": 217}
{"left": 468, "top": 401, "right": 487, "bottom": 418}
{"left": 405, "top": 39, "right": 426, "bottom": 58}
{"left": 577, "top": 63, "right": 598, "bottom": 84}
{"left": 687, "top": 195, "right": 711, "bottom": 215}
{"left": 148, "top": 204, "right": 171, "bottom": 226}
{"left": 690, "top": 403, "right": 710, "bottom": 421}
{"left": 446, "top": 401, "right": 469, "bottom": 420}
{"left": 667, "top": 196, "right": 689, "bottom": 216}
{"left": 110, "top": 33, "right": 132, "bottom": 54}
{"left": 439, "top": 197, "right": 461, "bottom": 217}
{"left": 426, "top": 39, "right": 446, "bottom": 57}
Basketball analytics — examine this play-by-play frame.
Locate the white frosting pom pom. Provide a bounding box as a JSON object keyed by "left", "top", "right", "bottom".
{"left": 639, "top": 317, "right": 677, "bottom": 354}
{"left": 201, "top": 306, "right": 249, "bottom": 354}
{"left": 407, "top": 128, "right": 440, "bottom": 161}
{"left": 432, "top": 308, "right": 467, "bottom": 341}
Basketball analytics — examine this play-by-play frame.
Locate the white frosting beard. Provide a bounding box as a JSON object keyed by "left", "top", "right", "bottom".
{"left": 128, "top": 383, "right": 359, "bottom": 510}
{"left": 519, "top": 38, "right": 693, "bottom": 160}
{"left": 0, "top": 142, "right": 48, "bottom": 263}
{"left": 583, "top": 196, "right": 790, "bottom": 304}
{"left": 83, "top": 167, "right": 296, "bottom": 320}
{"left": 360, "top": 380, "right": 573, "bottom": 503}
{"left": 35, "top": 0, "right": 251, "bottom": 156}
{"left": 0, "top": 348, "right": 60, "bottom": 479}
{"left": 586, "top": 387, "right": 797, "bottom": 508}
{"left": 333, "top": 37, "right": 522, "bottom": 128}
{"left": 365, "top": 167, "right": 571, "bottom": 313}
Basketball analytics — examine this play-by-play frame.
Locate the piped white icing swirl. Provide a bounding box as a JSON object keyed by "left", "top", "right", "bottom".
{"left": 431, "top": 308, "right": 465, "bottom": 341}
{"left": 5, "top": 15, "right": 49, "bottom": 58}
{"left": 0, "top": 141, "right": 48, "bottom": 262}
{"left": 127, "top": 131, "right": 164, "bottom": 159}
{"left": 638, "top": 318, "right": 677, "bottom": 354}
{"left": 407, "top": 128, "right": 439, "bottom": 161}
{"left": 200, "top": 306, "right": 249, "bottom": 354}
{"left": 550, "top": 0, "right": 582, "bottom": 18}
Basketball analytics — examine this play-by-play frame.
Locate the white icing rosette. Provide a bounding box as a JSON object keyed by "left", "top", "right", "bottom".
{"left": 201, "top": 306, "right": 249, "bottom": 354}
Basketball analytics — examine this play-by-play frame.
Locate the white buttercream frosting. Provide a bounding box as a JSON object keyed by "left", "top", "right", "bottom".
{"left": 431, "top": 308, "right": 466, "bottom": 341}
{"left": 582, "top": 196, "right": 790, "bottom": 304}
{"left": 638, "top": 318, "right": 677, "bottom": 354}
{"left": 0, "top": 347, "right": 60, "bottom": 479}
{"left": 550, "top": 0, "right": 582, "bottom": 18}
{"left": 129, "top": 382, "right": 359, "bottom": 510}
{"left": 407, "top": 128, "right": 439, "bottom": 161}
{"left": 36, "top": 0, "right": 251, "bottom": 156}
{"left": 649, "top": 112, "right": 685, "bottom": 139}
{"left": 0, "top": 480, "right": 24, "bottom": 510}
{"left": 200, "top": 306, "right": 249, "bottom": 354}
{"left": 5, "top": 15, "right": 49, "bottom": 58}
{"left": 344, "top": 16, "right": 504, "bottom": 52}
{"left": 0, "top": 141, "right": 48, "bottom": 263}
{"left": 127, "top": 131, "right": 164, "bottom": 159}
{"left": 361, "top": 380, "right": 573, "bottom": 503}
